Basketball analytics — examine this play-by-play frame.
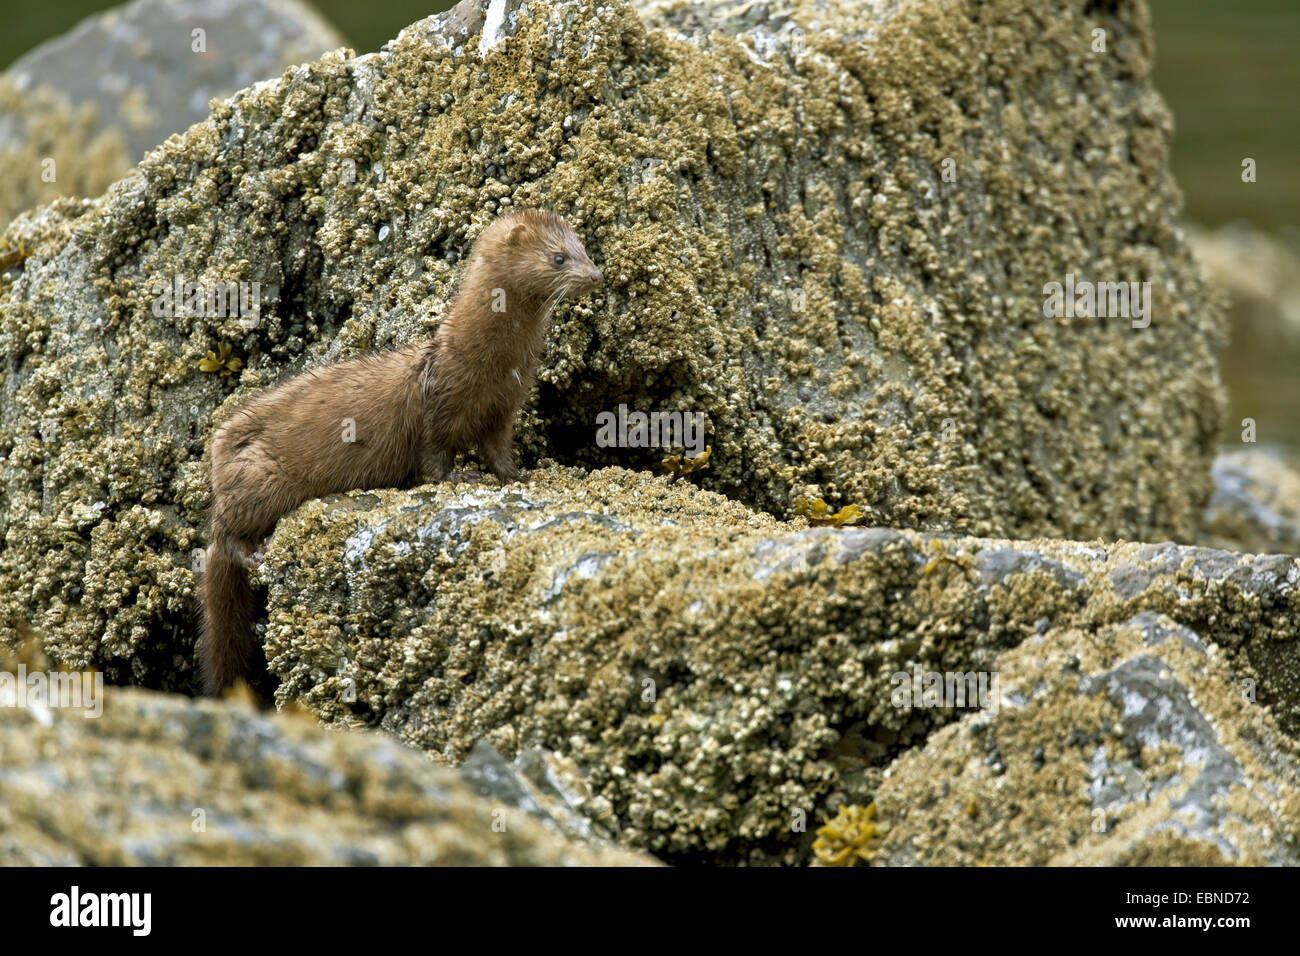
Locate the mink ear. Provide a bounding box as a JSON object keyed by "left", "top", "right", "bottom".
{"left": 507, "top": 224, "right": 528, "bottom": 246}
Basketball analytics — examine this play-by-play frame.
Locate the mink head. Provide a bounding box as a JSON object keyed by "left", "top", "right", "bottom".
{"left": 475, "top": 209, "right": 603, "bottom": 305}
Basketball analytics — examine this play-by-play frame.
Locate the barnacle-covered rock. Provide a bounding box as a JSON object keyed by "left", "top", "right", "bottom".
{"left": 0, "top": 0, "right": 1270, "bottom": 868}
{"left": 873, "top": 612, "right": 1300, "bottom": 866}
{"left": 256, "top": 466, "right": 1300, "bottom": 865}
{"left": 0, "top": 649, "right": 653, "bottom": 865}
{"left": 0, "top": 0, "right": 1225, "bottom": 690}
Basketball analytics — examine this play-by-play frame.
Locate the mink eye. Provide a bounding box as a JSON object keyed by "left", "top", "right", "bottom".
{"left": 553, "top": 253, "right": 566, "bottom": 266}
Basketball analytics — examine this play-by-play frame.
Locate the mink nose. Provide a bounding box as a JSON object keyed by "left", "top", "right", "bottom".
{"left": 589, "top": 266, "right": 603, "bottom": 285}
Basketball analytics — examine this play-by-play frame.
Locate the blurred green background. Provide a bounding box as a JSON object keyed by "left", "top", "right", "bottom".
{"left": 3, "top": 0, "right": 1297, "bottom": 449}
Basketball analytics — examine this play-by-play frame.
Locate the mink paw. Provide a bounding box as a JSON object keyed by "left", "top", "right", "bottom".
{"left": 448, "top": 469, "right": 489, "bottom": 484}
{"left": 236, "top": 535, "right": 273, "bottom": 569}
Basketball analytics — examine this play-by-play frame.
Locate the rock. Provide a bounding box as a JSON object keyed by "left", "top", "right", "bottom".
{"left": 252, "top": 466, "right": 1299, "bottom": 864}
{"left": 1203, "top": 449, "right": 1300, "bottom": 556}
{"left": 1189, "top": 222, "right": 1300, "bottom": 344}
{"left": 0, "top": 82, "right": 131, "bottom": 231}
{"left": 5, "top": 0, "right": 347, "bottom": 164}
{"left": 0, "top": 0, "right": 1225, "bottom": 683}
{"left": 0, "top": 0, "right": 346, "bottom": 225}
{"left": 872, "top": 612, "right": 1300, "bottom": 866}
{"left": 0, "top": 650, "right": 653, "bottom": 865}
{"left": 459, "top": 740, "right": 624, "bottom": 850}
{"left": 1186, "top": 222, "right": 1300, "bottom": 458}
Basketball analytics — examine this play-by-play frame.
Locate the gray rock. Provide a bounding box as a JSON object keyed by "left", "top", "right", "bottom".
{"left": 5, "top": 0, "right": 347, "bottom": 163}
{"left": 460, "top": 740, "right": 623, "bottom": 848}
{"left": 0, "top": 676, "right": 655, "bottom": 865}
{"left": 1203, "top": 449, "right": 1300, "bottom": 555}
{"left": 874, "top": 613, "right": 1300, "bottom": 866}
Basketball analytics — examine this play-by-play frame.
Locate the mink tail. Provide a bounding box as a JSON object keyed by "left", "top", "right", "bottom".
{"left": 199, "top": 532, "right": 259, "bottom": 696}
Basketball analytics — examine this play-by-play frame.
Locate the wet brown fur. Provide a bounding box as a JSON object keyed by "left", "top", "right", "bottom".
{"left": 199, "top": 210, "right": 602, "bottom": 695}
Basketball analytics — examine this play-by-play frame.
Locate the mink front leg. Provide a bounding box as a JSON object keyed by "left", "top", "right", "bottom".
{"left": 420, "top": 444, "right": 453, "bottom": 483}
{"left": 482, "top": 415, "right": 521, "bottom": 483}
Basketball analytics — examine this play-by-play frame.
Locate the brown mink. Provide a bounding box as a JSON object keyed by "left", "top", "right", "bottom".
{"left": 199, "top": 209, "right": 602, "bottom": 695}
